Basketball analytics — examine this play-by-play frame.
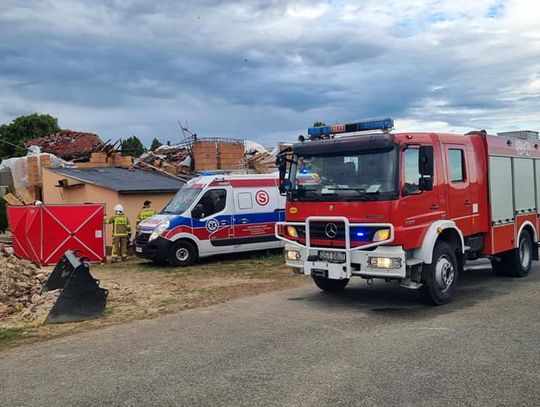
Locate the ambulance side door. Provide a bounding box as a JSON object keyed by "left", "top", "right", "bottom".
{"left": 191, "top": 188, "right": 234, "bottom": 253}
{"left": 232, "top": 186, "right": 280, "bottom": 246}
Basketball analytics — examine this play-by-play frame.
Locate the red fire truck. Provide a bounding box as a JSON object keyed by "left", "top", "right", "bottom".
{"left": 275, "top": 118, "right": 538, "bottom": 304}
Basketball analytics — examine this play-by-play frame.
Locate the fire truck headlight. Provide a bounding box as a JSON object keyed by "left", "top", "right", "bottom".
{"left": 285, "top": 249, "right": 301, "bottom": 261}
{"left": 286, "top": 226, "right": 299, "bottom": 238}
{"left": 372, "top": 229, "right": 390, "bottom": 242}
{"left": 149, "top": 221, "right": 170, "bottom": 242}
{"left": 368, "top": 257, "right": 402, "bottom": 269}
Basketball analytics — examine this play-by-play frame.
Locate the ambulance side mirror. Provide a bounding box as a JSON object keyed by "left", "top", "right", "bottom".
{"left": 191, "top": 204, "right": 204, "bottom": 219}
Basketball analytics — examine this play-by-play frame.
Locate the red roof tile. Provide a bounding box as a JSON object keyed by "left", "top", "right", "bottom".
{"left": 26, "top": 130, "right": 103, "bottom": 160}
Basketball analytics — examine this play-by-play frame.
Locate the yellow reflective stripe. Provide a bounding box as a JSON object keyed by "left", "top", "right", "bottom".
{"left": 139, "top": 210, "right": 156, "bottom": 220}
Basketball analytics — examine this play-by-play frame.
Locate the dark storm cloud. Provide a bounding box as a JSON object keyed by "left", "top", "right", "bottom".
{"left": 0, "top": 0, "right": 539, "bottom": 144}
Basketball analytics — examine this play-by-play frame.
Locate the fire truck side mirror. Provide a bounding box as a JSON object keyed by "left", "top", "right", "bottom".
{"left": 418, "top": 177, "right": 433, "bottom": 191}
{"left": 418, "top": 145, "right": 434, "bottom": 177}
{"left": 279, "top": 180, "right": 293, "bottom": 195}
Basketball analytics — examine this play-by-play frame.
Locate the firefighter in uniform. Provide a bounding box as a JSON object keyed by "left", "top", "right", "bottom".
{"left": 105, "top": 204, "right": 131, "bottom": 262}
{"left": 136, "top": 200, "right": 156, "bottom": 225}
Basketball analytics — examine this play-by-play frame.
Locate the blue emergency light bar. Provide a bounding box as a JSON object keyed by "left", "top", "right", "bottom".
{"left": 307, "top": 117, "right": 394, "bottom": 138}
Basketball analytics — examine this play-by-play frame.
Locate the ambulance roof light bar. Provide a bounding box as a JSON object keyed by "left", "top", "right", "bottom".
{"left": 306, "top": 117, "right": 394, "bottom": 140}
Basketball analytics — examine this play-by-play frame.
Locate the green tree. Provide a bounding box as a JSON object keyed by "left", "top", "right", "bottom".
{"left": 0, "top": 113, "right": 61, "bottom": 159}
{"left": 313, "top": 121, "right": 326, "bottom": 127}
{"left": 121, "top": 135, "right": 145, "bottom": 157}
{"left": 149, "top": 138, "right": 163, "bottom": 151}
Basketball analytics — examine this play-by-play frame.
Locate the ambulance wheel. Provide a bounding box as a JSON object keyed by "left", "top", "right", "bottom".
{"left": 421, "top": 241, "right": 458, "bottom": 305}
{"left": 169, "top": 241, "right": 197, "bottom": 267}
{"left": 506, "top": 230, "right": 533, "bottom": 278}
{"left": 312, "top": 276, "right": 349, "bottom": 292}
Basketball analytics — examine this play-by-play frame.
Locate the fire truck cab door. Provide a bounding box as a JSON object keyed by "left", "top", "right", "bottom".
{"left": 444, "top": 144, "right": 473, "bottom": 235}
{"left": 401, "top": 146, "right": 445, "bottom": 236}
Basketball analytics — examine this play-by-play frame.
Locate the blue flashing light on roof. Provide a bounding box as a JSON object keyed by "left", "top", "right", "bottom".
{"left": 307, "top": 117, "right": 394, "bottom": 138}
{"left": 201, "top": 170, "right": 227, "bottom": 176}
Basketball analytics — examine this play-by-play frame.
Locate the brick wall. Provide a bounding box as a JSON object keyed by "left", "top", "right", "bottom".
{"left": 193, "top": 140, "right": 245, "bottom": 171}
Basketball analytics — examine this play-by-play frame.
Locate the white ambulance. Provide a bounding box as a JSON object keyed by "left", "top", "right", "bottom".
{"left": 134, "top": 173, "right": 286, "bottom": 266}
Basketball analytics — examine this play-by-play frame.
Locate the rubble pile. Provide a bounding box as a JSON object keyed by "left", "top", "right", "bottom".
{"left": 26, "top": 130, "right": 116, "bottom": 161}
{"left": 0, "top": 253, "right": 56, "bottom": 322}
{"left": 135, "top": 144, "right": 194, "bottom": 179}
{"left": 245, "top": 141, "right": 280, "bottom": 174}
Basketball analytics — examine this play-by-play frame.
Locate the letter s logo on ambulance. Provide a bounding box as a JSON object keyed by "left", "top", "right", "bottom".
{"left": 255, "top": 190, "right": 269, "bottom": 206}
{"left": 205, "top": 218, "right": 220, "bottom": 233}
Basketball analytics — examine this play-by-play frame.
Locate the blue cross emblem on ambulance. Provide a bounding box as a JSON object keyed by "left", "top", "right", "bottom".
{"left": 205, "top": 218, "right": 220, "bottom": 233}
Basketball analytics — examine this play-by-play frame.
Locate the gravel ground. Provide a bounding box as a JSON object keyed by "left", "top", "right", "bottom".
{"left": 1, "top": 260, "right": 539, "bottom": 406}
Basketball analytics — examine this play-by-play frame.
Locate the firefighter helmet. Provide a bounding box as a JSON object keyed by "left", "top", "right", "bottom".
{"left": 114, "top": 204, "right": 124, "bottom": 214}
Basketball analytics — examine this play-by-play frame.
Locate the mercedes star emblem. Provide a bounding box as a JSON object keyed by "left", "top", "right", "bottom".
{"left": 325, "top": 223, "right": 338, "bottom": 239}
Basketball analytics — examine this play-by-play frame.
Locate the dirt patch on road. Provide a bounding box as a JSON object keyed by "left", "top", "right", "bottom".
{"left": 0, "top": 252, "right": 308, "bottom": 351}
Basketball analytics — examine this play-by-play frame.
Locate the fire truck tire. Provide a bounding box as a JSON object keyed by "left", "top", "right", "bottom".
{"left": 421, "top": 241, "right": 458, "bottom": 305}
{"left": 312, "top": 276, "right": 349, "bottom": 292}
{"left": 490, "top": 256, "right": 508, "bottom": 276}
{"left": 169, "top": 240, "right": 197, "bottom": 267}
{"left": 506, "top": 230, "right": 533, "bottom": 278}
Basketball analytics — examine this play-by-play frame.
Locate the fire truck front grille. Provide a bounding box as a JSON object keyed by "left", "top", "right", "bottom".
{"left": 135, "top": 231, "right": 151, "bottom": 246}
{"left": 308, "top": 222, "right": 346, "bottom": 240}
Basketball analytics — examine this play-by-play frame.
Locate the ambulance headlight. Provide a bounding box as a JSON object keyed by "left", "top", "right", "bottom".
{"left": 149, "top": 221, "right": 170, "bottom": 242}
{"left": 372, "top": 228, "right": 391, "bottom": 242}
{"left": 286, "top": 226, "right": 299, "bottom": 238}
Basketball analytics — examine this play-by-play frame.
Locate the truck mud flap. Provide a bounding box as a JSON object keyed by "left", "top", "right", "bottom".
{"left": 44, "top": 250, "right": 108, "bottom": 324}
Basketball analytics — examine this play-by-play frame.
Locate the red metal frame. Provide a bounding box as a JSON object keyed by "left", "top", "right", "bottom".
{"left": 7, "top": 204, "right": 106, "bottom": 265}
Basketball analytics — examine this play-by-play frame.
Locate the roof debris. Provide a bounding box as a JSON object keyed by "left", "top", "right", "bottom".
{"left": 25, "top": 131, "right": 116, "bottom": 161}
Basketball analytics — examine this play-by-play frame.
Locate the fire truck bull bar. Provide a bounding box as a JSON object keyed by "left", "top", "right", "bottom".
{"left": 276, "top": 216, "right": 406, "bottom": 280}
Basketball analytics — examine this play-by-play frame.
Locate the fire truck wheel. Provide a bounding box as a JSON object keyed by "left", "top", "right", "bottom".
{"left": 421, "top": 241, "right": 458, "bottom": 305}
{"left": 507, "top": 230, "right": 533, "bottom": 278}
{"left": 312, "top": 276, "right": 349, "bottom": 292}
{"left": 490, "top": 255, "right": 508, "bottom": 276}
{"left": 169, "top": 241, "right": 197, "bottom": 267}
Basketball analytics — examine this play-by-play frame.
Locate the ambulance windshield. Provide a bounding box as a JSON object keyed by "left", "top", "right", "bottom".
{"left": 290, "top": 148, "right": 398, "bottom": 201}
{"left": 162, "top": 188, "right": 202, "bottom": 214}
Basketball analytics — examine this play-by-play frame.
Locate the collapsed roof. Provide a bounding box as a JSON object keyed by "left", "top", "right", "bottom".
{"left": 26, "top": 131, "right": 106, "bottom": 161}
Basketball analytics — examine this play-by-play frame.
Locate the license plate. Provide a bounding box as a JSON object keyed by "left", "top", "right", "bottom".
{"left": 318, "top": 250, "right": 346, "bottom": 263}
{"left": 135, "top": 247, "right": 143, "bottom": 253}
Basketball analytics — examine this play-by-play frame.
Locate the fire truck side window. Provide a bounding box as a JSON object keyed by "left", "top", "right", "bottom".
{"left": 448, "top": 149, "right": 466, "bottom": 182}
{"left": 195, "top": 189, "right": 227, "bottom": 218}
{"left": 404, "top": 148, "right": 420, "bottom": 194}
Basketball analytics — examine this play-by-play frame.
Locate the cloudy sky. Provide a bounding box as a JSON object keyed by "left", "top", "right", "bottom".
{"left": 1, "top": 0, "right": 539, "bottom": 147}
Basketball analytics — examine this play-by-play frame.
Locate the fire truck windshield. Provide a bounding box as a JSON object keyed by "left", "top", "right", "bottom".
{"left": 162, "top": 188, "right": 202, "bottom": 214}
{"left": 290, "top": 147, "right": 398, "bottom": 202}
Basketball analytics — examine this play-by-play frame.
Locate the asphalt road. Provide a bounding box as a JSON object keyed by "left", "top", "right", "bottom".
{"left": 2, "top": 260, "right": 539, "bottom": 407}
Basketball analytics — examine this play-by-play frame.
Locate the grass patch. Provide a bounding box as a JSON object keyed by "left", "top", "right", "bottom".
{"left": 0, "top": 326, "right": 27, "bottom": 343}
{"left": 107, "top": 251, "right": 288, "bottom": 279}
{"left": 103, "top": 306, "right": 117, "bottom": 317}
